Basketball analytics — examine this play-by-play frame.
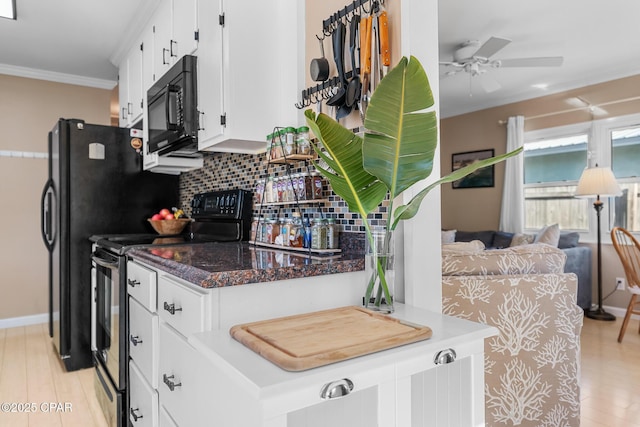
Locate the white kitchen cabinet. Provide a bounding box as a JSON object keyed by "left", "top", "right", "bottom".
{"left": 129, "top": 297, "right": 159, "bottom": 389}
{"left": 150, "top": 0, "right": 198, "bottom": 85}
{"left": 155, "top": 273, "right": 218, "bottom": 426}
{"left": 128, "top": 261, "right": 160, "bottom": 426}
{"left": 119, "top": 40, "right": 144, "bottom": 127}
{"left": 190, "top": 304, "right": 497, "bottom": 427}
{"left": 129, "top": 360, "right": 159, "bottom": 427}
{"left": 196, "top": 0, "right": 302, "bottom": 154}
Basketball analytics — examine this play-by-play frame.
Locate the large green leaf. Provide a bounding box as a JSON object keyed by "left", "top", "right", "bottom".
{"left": 390, "top": 147, "right": 524, "bottom": 229}
{"left": 305, "top": 110, "right": 387, "bottom": 219}
{"left": 363, "top": 56, "right": 438, "bottom": 199}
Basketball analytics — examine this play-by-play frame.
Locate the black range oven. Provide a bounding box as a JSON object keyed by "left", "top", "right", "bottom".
{"left": 89, "top": 189, "right": 252, "bottom": 427}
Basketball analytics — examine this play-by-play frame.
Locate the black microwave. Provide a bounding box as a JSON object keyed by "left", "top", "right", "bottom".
{"left": 147, "top": 55, "right": 199, "bottom": 157}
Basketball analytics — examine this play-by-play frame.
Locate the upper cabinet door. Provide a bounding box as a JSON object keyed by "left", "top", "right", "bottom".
{"left": 196, "top": 0, "right": 224, "bottom": 145}
{"left": 172, "top": 0, "right": 198, "bottom": 59}
{"left": 151, "top": 0, "right": 172, "bottom": 82}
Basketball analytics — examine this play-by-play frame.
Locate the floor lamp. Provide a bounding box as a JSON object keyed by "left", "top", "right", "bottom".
{"left": 576, "top": 165, "right": 622, "bottom": 321}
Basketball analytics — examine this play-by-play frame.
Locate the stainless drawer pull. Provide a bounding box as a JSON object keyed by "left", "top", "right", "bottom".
{"left": 434, "top": 348, "right": 457, "bottom": 365}
{"left": 163, "top": 301, "right": 182, "bottom": 315}
{"left": 320, "top": 378, "right": 354, "bottom": 400}
{"left": 163, "top": 374, "right": 182, "bottom": 391}
{"left": 127, "top": 278, "right": 140, "bottom": 287}
{"left": 130, "top": 407, "right": 143, "bottom": 422}
{"left": 130, "top": 335, "right": 143, "bottom": 346}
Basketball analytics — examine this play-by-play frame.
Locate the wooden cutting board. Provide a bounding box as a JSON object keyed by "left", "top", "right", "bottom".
{"left": 229, "top": 306, "right": 432, "bottom": 371}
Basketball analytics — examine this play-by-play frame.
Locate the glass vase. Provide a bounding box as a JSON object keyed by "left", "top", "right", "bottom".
{"left": 364, "top": 230, "right": 395, "bottom": 313}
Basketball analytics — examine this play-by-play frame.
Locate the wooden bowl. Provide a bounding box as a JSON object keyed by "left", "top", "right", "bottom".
{"left": 147, "top": 218, "right": 191, "bottom": 235}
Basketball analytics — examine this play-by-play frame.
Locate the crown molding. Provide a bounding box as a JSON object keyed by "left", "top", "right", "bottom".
{"left": 0, "top": 63, "right": 116, "bottom": 89}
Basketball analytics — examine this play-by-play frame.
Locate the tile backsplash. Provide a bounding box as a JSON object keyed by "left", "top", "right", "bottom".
{"left": 179, "top": 152, "right": 389, "bottom": 234}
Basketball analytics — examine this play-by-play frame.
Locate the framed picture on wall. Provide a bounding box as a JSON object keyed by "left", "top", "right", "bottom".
{"left": 451, "top": 149, "right": 495, "bottom": 189}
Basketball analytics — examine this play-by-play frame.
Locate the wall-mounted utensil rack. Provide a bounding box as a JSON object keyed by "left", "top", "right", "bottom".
{"left": 295, "top": 0, "right": 383, "bottom": 110}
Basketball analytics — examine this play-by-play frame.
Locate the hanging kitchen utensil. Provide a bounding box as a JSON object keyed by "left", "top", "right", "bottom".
{"left": 345, "top": 15, "right": 361, "bottom": 108}
{"left": 310, "top": 37, "right": 330, "bottom": 82}
{"left": 378, "top": 10, "right": 390, "bottom": 76}
{"left": 326, "top": 22, "right": 346, "bottom": 107}
{"left": 359, "top": 15, "right": 372, "bottom": 119}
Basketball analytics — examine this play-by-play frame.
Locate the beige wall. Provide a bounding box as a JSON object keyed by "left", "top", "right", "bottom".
{"left": 440, "top": 74, "right": 640, "bottom": 310}
{"left": 0, "top": 74, "right": 112, "bottom": 321}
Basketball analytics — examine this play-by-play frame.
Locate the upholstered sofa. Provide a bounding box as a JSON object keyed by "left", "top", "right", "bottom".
{"left": 450, "top": 229, "right": 592, "bottom": 310}
{"left": 442, "top": 244, "right": 583, "bottom": 427}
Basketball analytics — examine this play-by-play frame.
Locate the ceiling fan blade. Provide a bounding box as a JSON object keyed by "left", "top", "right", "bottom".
{"left": 472, "top": 36, "right": 511, "bottom": 59}
{"left": 566, "top": 96, "right": 608, "bottom": 116}
{"left": 566, "top": 97, "right": 588, "bottom": 108}
{"left": 499, "top": 57, "right": 564, "bottom": 67}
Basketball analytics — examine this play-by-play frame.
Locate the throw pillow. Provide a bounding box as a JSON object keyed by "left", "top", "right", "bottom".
{"left": 558, "top": 231, "right": 580, "bottom": 249}
{"left": 534, "top": 223, "right": 560, "bottom": 247}
{"left": 510, "top": 233, "right": 535, "bottom": 247}
{"left": 441, "top": 229, "right": 456, "bottom": 244}
{"left": 442, "top": 240, "right": 485, "bottom": 254}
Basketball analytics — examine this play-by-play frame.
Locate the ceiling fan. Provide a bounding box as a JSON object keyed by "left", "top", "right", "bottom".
{"left": 440, "top": 36, "right": 564, "bottom": 94}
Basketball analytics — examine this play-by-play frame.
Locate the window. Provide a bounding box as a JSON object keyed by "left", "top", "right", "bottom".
{"left": 523, "top": 132, "right": 590, "bottom": 230}
{"left": 610, "top": 126, "right": 640, "bottom": 231}
{"left": 523, "top": 113, "right": 640, "bottom": 239}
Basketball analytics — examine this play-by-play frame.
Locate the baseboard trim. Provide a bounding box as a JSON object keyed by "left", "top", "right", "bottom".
{"left": 0, "top": 313, "right": 48, "bottom": 329}
{"left": 602, "top": 305, "right": 640, "bottom": 320}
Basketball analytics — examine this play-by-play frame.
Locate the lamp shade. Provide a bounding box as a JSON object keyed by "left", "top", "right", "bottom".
{"left": 575, "top": 166, "right": 622, "bottom": 197}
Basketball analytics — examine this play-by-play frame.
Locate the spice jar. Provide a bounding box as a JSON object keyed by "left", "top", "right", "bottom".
{"left": 326, "top": 218, "right": 338, "bottom": 249}
{"left": 264, "top": 176, "right": 275, "bottom": 204}
{"left": 296, "top": 126, "right": 311, "bottom": 155}
{"left": 311, "top": 171, "right": 323, "bottom": 199}
{"left": 289, "top": 212, "right": 304, "bottom": 247}
{"left": 283, "top": 127, "right": 297, "bottom": 156}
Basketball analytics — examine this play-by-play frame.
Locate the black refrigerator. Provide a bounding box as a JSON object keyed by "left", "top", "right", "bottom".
{"left": 40, "top": 118, "right": 179, "bottom": 371}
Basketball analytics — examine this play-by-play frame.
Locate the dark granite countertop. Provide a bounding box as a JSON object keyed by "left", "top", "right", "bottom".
{"left": 128, "top": 241, "right": 365, "bottom": 289}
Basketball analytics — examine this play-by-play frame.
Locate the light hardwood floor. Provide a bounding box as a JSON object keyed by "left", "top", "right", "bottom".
{"left": 0, "top": 323, "right": 108, "bottom": 427}
{"left": 0, "top": 316, "right": 638, "bottom": 426}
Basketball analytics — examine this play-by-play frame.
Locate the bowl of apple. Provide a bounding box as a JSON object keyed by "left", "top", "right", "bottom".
{"left": 148, "top": 208, "right": 191, "bottom": 235}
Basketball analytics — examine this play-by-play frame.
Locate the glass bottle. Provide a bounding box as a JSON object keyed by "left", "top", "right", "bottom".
{"left": 296, "top": 126, "right": 311, "bottom": 155}
{"left": 289, "top": 212, "right": 304, "bottom": 248}
{"left": 284, "top": 127, "right": 297, "bottom": 156}
{"left": 264, "top": 176, "right": 274, "bottom": 204}
{"left": 311, "top": 171, "right": 323, "bottom": 199}
{"left": 303, "top": 217, "right": 312, "bottom": 248}
{"left": 326, "top": 218, "right": 337, "bottom": 249}
{"left": 278, "top": 218, "right": 288, "bottom": 246}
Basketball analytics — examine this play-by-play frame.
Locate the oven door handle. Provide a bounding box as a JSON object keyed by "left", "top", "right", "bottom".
{"left": 91, "top": 252, "right": 119, "bottom": 269}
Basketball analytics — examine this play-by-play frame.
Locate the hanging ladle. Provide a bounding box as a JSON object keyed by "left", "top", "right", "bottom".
{"left": 326, "top": 21, "right": 346, "bottom": 107}
{"left": 345, "top": 15, "right": 361, "bottom": 108}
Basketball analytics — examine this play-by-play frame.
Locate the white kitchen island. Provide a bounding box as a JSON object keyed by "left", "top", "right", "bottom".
{"left": 190, "top": 304, "right": 497, "bottom": 427}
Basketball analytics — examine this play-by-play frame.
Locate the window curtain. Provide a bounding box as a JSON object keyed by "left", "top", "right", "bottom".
{"left": 499, "top": 115, "right": 525, "bottom": 233}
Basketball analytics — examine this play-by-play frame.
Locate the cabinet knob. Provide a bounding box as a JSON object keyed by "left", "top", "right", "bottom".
{"left": 163, "top": 374, "right": 182, "bottom": 391}
{"left": 130, "top": 407, "right": 144, "bottom": 422}
{"left": 127, "top": 278, "right": 140, "bottom": 287}
{"left": 319, "top": 378, "right": 354, "bottom": 400}
{"left": 434, "top": 348, "right": 457, "bottom": 365}
{"left": 130, "top": 335, "right": 143, "bottom": 346}
{"left": 163, "top": 301, "right": 182, "bottom": 315}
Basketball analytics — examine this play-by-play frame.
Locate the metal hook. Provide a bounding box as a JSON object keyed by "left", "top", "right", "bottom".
{"left": 361, "top": 0, "right": 371, "bottom": 15}
{"left": 315, "top": 33, "right": 325, "bottom": 42}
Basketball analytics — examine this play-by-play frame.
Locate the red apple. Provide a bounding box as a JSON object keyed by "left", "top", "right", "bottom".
{"left": 159, "top": 208, "right": 171, "bottom": 219}
{"left": 151, "top": 213, "right": 163, "bottom": 221}
{"left": 164, "top": 213, "right": 175, "bottom": 220}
